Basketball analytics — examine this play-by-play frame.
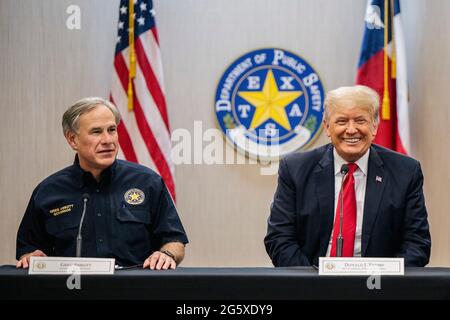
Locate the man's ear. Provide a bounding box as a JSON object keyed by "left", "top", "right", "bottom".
{"left": 372, "top": 122, "right": 379, "bottom": 136}
{"left": 65, "top": 131, "right": 78, "bottom": 151}
{"left": 324, "top": 120, "right": 331, "bottom": 137}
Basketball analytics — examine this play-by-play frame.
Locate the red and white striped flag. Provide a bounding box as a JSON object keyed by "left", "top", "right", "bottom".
{"left": 110, "top": 0, "right": 176, "bottom": 200}
{"left": 356, "top": 0, "right": 410, "bottom": 154}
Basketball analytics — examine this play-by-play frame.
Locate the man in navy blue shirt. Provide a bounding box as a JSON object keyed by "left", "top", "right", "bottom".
{"left": 16, "top": 97, "right": 188, "bottom": 269}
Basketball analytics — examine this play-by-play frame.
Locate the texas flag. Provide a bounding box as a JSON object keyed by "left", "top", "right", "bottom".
{"left": 356, "top": 0, "right": 409, "bottom": 154}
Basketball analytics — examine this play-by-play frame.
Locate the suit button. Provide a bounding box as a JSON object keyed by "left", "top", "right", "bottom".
{"left": 98, "top": 238, "right": 103, "bottom": 243}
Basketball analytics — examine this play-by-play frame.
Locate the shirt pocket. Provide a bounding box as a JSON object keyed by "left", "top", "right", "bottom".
{"left": 115, "top": 206, "right": 151, "bottom": 256}
{"left": 45, "top": 214, "right": 79, "bottom": 237}
{"left": 117, "top": 206, "right": 150, "bottom": 225}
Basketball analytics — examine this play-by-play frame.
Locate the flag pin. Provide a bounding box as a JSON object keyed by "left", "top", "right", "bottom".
{"left": 376, "top": 176, "right": 382, "bottom": 183}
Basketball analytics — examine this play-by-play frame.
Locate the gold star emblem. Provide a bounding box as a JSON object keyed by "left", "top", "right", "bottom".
{"left": 124, "top": 188, "right": 145, "bottom": 205}
{"left": 238, "top": 69, "right": 302, "bottom": 131}
{"left": 129, "top": 192, "right": 141, "bottom": 202}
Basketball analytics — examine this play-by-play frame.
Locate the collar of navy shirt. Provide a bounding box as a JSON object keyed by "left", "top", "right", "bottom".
{"left": 72, "top": 154, "right": 117, "bottom": 189}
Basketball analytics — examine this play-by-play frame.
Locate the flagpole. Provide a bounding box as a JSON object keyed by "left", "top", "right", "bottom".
{"left": 382, "top": 0, "right": 391, "bottom": 120}
{"left": 127, "top": 0, "right": 136, "bottom": 111}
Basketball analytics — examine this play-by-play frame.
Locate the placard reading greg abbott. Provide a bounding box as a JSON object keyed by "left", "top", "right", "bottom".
{"left": 215, "top": 48, "right": 325, "bottom": 160}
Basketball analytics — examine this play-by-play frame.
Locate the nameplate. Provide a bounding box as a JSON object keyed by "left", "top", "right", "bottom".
{"left": 29, "top": 257, "right": 115, "bottom": 275}
{"left": 318, "top": 257, "right": 404, "bottom": 276}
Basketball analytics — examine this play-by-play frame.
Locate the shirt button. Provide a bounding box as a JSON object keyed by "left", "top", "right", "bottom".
{"left": 98, "top": 238, "right": 103, "bottom": 243}
{"left": 97, "top": 213, "right": 102, "bottom": 217}
{"left": 96, "top": 189, "right": 100, "bottom": 193}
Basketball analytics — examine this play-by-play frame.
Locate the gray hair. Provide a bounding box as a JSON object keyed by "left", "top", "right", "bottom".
{"left": 62, "top": 97, "right": 121, "bottom": 135}
{"left": 324, "top": 85, "right": 380, "bottom": 125}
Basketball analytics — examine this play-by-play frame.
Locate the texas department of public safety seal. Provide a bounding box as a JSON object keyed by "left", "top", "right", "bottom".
{"left": 215, "top": 48, "right": 325, "bottom": 160}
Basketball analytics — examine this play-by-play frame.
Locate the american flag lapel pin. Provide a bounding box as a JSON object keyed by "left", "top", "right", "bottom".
{"left": 376, "top": 176, "right": 382, "bottom": 183}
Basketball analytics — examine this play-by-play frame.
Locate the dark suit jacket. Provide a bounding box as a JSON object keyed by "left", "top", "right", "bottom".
{"left": 264, "top": 144, "right": 431, "bottom": 267}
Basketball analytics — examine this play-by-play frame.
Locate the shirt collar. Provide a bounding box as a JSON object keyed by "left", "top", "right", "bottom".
{"left": 333, "top": 147, "right": 370, "bottom": 176}
{"left": 72, "top": 154, "right": 117, "bottom": 188}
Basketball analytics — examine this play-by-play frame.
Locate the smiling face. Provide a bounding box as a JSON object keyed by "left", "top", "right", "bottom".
{"left": 66, "top": 104, "right": 119, "bottom": 179}
{"left": 325, "top": 103, "right": 378, "bottom": 162}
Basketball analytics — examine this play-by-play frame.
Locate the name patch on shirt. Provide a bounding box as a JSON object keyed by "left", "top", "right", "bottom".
{"left": 49, "top": 204, "right": 74, "bottom": 216}
{"left": 124, "top": 188, "right": 145, "bottom": 205}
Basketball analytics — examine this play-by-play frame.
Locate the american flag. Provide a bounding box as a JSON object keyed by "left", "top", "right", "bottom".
{"left": 356, "top": 0, "right": 410, "bottom": 154}
{"left": 110, "top": 0, "right": 176, "bottom": 200}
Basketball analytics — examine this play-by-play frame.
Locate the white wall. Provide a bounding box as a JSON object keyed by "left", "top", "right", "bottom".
{"left": 0, "top": 0, "right": 448, "bottom": 266}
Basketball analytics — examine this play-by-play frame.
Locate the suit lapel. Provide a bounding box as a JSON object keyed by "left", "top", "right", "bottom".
{"left": 361, "top": 146, "right": 386, "bottom": 256}
{"left": 314, "top": 145, "right": 335, "bottom": 256}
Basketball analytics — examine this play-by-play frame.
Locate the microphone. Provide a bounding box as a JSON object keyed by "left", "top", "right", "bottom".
{"left": 76, "top": 193, "right": 90, "bottom": 257}
{"left": 336, "top": 164, "right": 349, "bottom": 257}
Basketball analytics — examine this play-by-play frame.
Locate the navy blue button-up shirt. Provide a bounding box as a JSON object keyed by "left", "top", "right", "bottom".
{"left": 16, "top": 159, "right": 188, "bottom": 266}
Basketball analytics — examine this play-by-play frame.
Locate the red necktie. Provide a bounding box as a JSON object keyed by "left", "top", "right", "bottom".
{"left": 330, "top": 163, "right": 358, "bottom": 257}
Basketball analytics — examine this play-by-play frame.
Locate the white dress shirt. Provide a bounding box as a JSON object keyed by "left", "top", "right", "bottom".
{"left": 326, "top": 148, "right": 370, "bottom": 257}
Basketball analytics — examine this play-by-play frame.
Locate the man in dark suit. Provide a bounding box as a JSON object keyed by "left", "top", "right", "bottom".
{"left": 264, "top": 85, "right": 431, "bottom": 267}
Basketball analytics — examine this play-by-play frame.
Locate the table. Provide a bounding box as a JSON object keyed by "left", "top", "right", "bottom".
{"left": 1, "top": 265, "right": 449, "bottom": 300}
